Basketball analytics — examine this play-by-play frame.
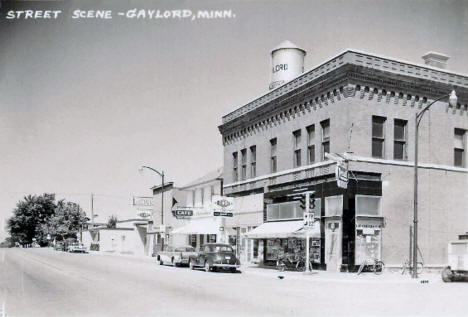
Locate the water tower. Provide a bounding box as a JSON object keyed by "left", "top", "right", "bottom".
{"left": 269, "top": 40, "right": 306, "bottom": 90}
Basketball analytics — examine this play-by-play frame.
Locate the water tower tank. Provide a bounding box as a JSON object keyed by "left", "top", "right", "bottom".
{"left": 269, "top": 40, "right": 306, "bottom": 90}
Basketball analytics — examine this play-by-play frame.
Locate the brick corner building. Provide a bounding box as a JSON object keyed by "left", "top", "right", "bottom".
{"left": 218, "top": 43, "right": 468, "bottom": 271}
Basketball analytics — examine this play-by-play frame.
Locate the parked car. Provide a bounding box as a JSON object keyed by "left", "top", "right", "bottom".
{"left": 67, "top": 242, "right": 87, "bottom": 253}
{"left": 442, "top": 238, "right": 468, "bottom": 282}
{"left": 156, "top": 246, "right": 197, "bottom": 266}
{"left": 189, "top": 243, "right": 240, "bottom": 273}
{"left": 54, "top": 242, "right": 65, "bottom": 251}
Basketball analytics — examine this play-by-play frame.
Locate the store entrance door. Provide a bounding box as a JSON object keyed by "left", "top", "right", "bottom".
{"left": 325, "top": 219, "right": 342, "bottom": 271}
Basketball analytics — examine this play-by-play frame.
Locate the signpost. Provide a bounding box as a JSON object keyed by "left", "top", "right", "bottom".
{"left": 291, "top": 190, "right": 318, "bottom": 274}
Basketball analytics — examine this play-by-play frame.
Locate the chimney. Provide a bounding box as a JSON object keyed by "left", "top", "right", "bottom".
{"left": 422, "top": 52, "right": 450, "bottom": 69}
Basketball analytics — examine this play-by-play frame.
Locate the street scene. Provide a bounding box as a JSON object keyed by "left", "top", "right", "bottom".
{"left": 2, "top": 248, "right": 468, "bottom": 317}
{"left": 1, "top": 0, "right": 468, "bottom": 316}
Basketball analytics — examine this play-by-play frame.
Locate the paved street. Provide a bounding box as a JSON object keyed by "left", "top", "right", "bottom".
{"left": 1, "top": 248, "right": 468, "bottom": 317}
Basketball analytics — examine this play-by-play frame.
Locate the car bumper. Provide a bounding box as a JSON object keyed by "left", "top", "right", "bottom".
{"left": 212, "top": 264, "right": 240, "bottom": 269}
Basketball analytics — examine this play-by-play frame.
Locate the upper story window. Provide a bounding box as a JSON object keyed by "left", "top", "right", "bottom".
{"left": 356, "top": 195, "right": 382, "bottom": 217}
{"left": 372, "top": 116, "right": 386, "bottom": 158}
{"left": 250, "top": 145, "right": 257, "bottom": 178}
{"left": 454, "top": 128, "right": 466, "bottom": 167}
{"left": 293, "top": 129, "right": 301, "bottom": 167}
{"left": 321, "top": 119, "right": 330, "bottom": 160}
{"left": 266, "top": 201, "right": 303, "bottom": 221}
{"left": 306, "top": 125, "right": 315, "bottom": 164}
{"left": 232, "top": 152, "right": 238, "bottom": 182}
{"left": 241, "top": 148, "right": 247, "bottom": 180}
{"left": 394, "top": 119, "right": 407, "bottom": 160}
{"left": 270, "top": 138, "right": 277, "bottom": 173}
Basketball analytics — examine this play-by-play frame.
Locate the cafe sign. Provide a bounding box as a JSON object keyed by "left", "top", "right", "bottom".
{"left": 172, "top": 207, "right": 193, "bottom": 219}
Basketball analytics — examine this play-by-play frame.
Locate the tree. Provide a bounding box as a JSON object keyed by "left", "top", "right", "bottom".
{"left": 107, "top": 215, "right": 117, "bottom": 228}
{"left": 7, "top": 193, "right": 56, "bottom": 246}
{"left": 42, "top": 200, "right": 88, "bottom": 242}
{"left": 7, "top": 194, "right": 88, "bottom": 246}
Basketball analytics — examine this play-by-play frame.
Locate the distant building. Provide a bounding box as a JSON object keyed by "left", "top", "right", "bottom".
{"left": 82, "top": 219, "right": 148, "bottom": 256}
{"left": 218, "top": 42, "right": 468, "bottom": 271}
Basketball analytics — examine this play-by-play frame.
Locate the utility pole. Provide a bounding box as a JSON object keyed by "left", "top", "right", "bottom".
{"left": 91, "top": 193, "right": 94, "bottom": 228}
{"left": 305, "top": 191, "right": 311, "bottom": 274}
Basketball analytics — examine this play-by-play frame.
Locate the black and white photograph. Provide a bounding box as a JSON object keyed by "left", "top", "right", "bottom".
{"left": 0, "top": 0, "right": 467, "bottom": 316}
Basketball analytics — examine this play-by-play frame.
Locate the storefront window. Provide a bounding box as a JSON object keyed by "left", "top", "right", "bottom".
{"left": 264, "top": 237, "right": 321, "bottom": 264}
{"left": 355, "top": 229, "right": 381, "bottom": 264}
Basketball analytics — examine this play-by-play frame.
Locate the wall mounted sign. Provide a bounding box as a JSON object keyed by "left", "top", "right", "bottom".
{"left": 172, "top": 208, "right": 193, "bottom": 219}
{"left": 133, "top": 196, "right": 154, "bottom": 210}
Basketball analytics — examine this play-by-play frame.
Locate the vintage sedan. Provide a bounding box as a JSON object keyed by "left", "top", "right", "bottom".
{"left": 156, "top": 246, "right": 197, "bottom": 266}
{"left": 189, "top": 243, "right": 240, "bottom": 273}
{"left": 67, "top": 242, "right": 87, "bottom": 253}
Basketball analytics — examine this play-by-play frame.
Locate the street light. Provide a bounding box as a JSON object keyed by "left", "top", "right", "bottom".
{"left": 413, "top": 89, "right": 457, "bottom": 278}
{"left": 139, "top": 165, "right": 165, "bottom": 250}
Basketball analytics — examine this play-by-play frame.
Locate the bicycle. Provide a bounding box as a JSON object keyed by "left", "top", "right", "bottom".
{"left": 357, "top": 258, "right": 385, "bottom": 275}
{"left": 401, "top": 260, "right": 423, "bottom": 275}
{"left": 402, "top": 245, "right": 424, "bottom": 275}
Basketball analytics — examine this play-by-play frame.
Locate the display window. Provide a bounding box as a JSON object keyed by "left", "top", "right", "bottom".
{"left": 265, "top": 237, "right": 321, "bottom": 264}
{"left": 355, "top": 228, "right": 381, "bottom": 265}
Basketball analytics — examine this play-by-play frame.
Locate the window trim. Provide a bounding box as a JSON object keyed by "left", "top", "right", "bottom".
{"left": 393, "top": 119, "right": 407, "bottom": 160}
{"left": 454, "top": 128, "right": 466, "bottom": 167}
{"left": 372, "top": 116, "right": 386, "bottom": 159}
{"left": 270, "top": 138, "right": 278, "bottom": 173}
{"left": 250, "top": 145, "right": 257, "bottom": 178}
{"left": 321, "top": 119, "right": 330, "bottom": 161}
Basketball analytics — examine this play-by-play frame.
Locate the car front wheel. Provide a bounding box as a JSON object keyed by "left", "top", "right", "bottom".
{"left": 189, "top": 260, "right": 195, "bottom": 270}
{"left": 442, "top": 267, "right": 453, "bottom": 282}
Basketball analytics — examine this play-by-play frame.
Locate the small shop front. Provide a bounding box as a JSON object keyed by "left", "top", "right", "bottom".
{"left": 245, "top": 219, "right": 321, "bottom": 268}
{"left": 353, "top": 195, "right": 384, "bottom": 266}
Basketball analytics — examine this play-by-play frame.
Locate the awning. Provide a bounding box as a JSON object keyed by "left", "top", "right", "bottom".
{"left": 293, "top": 224, "right": 321, "bottom": 239}
{"left": 244, "top": 220, "right": 313, "bottom": 239}
{"left": 171, "top": 218, "right": 236, "bottom": 235}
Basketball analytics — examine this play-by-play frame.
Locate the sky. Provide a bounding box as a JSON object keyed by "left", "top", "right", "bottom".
{"left": 1, "top": 0, "right": 467, "bottom": 240}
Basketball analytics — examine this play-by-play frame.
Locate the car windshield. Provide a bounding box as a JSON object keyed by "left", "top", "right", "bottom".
{"left": 212, "top": 245, "right": 233, "bottom": 253}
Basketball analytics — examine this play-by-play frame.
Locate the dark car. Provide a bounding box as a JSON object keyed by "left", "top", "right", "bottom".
{"left": 189, "top": 243, "right": 240, "bottom": 273}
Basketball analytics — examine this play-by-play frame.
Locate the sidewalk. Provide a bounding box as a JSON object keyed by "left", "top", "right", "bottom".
{"left": 240, "top": 264, "right": 444, "bottom": 284}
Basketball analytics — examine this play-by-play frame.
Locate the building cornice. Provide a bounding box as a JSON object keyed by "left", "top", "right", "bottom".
{"left": 223, "top": 155, "right": 467, "bottom": 193}
{"left": 219, "top": 49, "right": 468, "bottom": 131}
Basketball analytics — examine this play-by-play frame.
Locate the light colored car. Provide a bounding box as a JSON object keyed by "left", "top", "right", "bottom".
{"left": 442, "top": 238, "right": 468, "bottom": 282}
{"left": 156, "top": 246, "right": 197, "bottom": 266}
{"left": 67, "top": 243, "right": 87, "bottom": 253}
